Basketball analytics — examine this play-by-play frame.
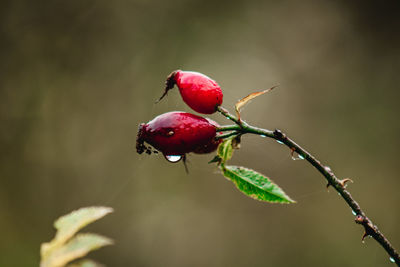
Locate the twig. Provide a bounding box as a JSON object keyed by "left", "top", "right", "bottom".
{"left": 215, "top": 131, "right": 240, "bottom": 140}
{"left": 216, "top": 106, "right": 400, "bottom": 266}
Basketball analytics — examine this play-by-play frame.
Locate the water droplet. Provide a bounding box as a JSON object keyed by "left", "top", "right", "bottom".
{"left": 390, "top": 257, "right": 395, "bottom": 263}
{"left": 260, "top": 134, "right": 267, "bottom": 138}
{"left": 292, "top": 153, "right": 305, "bottom": 160}
{"left": 276, "top": 140, "right": 284, "bottom": 144}
{"left": 352, "top": 210, "right": 357, "bottom": 216}
{"left": 338, "top": 192, "right": 341, "bottom": 196}
{"left": 165, "top": 155, "right": 183, "bottom": 163}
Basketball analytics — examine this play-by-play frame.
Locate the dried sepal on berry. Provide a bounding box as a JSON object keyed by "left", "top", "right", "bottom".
{"left": 157, "top": 70, "right": 223, "bottom": 114}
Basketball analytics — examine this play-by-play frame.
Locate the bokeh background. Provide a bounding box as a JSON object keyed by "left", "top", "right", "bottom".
{"left": 1, "top": 1, "right": 399, "bottom": 266}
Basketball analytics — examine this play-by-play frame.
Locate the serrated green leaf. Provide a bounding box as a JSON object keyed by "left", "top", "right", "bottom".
{"left": 217, "top": 137, "right": 234, "bottom": 164}
{"left": 41, "top": 233, "right": 113, "bottom": 267}
{"left": 222, "top": 165, "right": 295, "bottom": 204}
{"left": 66, "top": 259, "right": 104, "bottom": 267}
{"left": 41, "top": 206, "right": 113, "bottom": 260}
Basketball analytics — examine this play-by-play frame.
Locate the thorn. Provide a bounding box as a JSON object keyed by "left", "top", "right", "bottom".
{"left": 326, "top": 182, "right": 331, "bottom": 191}
{"left": 355, "top": 215, "right": 365, "bottom": 224}
{"left": 354, "top": 215, "right": 370, "bottom": 241}
{"left": 290, "top": 147, "right": 295, "bottom": 157}
{"left": 290, "top": 147, "right": 303, "bottom": 160}
{"left": 339, "top": 178, "right": 353, "bottom": 188}
{"left": 361, "top": 231, "right": 369, "bottom": 242}
{"left": 326, "top": 178, "right": 353, "bottom": 191}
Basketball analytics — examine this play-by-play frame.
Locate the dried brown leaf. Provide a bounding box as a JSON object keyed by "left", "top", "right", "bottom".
{"left": 235, "top": 86, "right": 278, "bottom": 121}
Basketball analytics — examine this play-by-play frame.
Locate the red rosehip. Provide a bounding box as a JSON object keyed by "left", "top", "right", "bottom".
{"left": 157, "top": 70, "right": 223, "bottom": 114}
{"left": 193, "top": 118, "right": 221, "bottom": 154}
{"left": 136, "top": 112, "right": 221, "bottom": 159}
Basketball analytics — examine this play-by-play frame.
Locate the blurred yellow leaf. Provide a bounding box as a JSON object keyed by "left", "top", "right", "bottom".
{"left": 67, "top": 259, "right": 104, "bottom": 267}
{"left": 41, "top": 234, "right": 113, "bottom": 267}
{"left": 40, "top": 206, "right": 113, "bottom": 267}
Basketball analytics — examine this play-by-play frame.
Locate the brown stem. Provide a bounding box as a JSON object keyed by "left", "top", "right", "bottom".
{"left": 216, "top": 107, "right": 400, "bottom": 266}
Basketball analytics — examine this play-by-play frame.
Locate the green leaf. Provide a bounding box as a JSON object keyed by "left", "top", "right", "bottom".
{"left": 67, "top": 259, "right": 104, "bottom": 267}
{"left": 217, "top": 137, "right": 234, "bottom": 164}
{"left": 222, "top": 165, "right": 295, "bottom": 204}
{"left": 41, "top": 206, "right": 113, "bottom": 258}
{"left": 41, "top": 233, "right": 113, "bottom": 267}
{"left": 215, "top": 133, "right": 293, "bottom": 204}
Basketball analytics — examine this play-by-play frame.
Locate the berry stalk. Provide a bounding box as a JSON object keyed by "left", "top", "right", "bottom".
{"left": 216, "top": 106, "right": 400, "bottom": 266}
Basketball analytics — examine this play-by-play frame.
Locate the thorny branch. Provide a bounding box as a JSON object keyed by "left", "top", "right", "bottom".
{"left": 216, "top": 106, "right": 400, "bottom": 266}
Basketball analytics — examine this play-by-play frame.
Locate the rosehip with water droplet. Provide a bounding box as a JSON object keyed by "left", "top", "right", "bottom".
{"left": 157, "top": 70, "right": 223, "bottom": 114}
{"left": 136, "top": 111, "right": 221, "bottom": 159}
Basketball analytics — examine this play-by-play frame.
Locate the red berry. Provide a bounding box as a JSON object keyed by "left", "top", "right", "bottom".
{"left": 192, "top": 118, "right": 221, "bottom": 154}
{"left": 157, "top": 70, "right": 223, "bottom": 114}
{"left": 136, "top": 112, "right": 221, "bottom": 158}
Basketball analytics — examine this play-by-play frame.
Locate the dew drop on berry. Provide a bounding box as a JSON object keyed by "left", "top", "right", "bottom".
{"left": 276, "top": 140, "right": 284, "bottom": 144}
{"left": 390, "top": 257, "right": 395, "bottom": 263}
{"left": 165, "top": 155, "right": 183, "bottom": 163}
{"left": 351, "top": 210, "right": 357, "bottom": 216}
{"left": 260, "top": 134, "right": 267, "bottom": 138}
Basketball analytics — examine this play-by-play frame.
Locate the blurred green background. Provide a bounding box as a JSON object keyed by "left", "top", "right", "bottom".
{"left": 1, "top": 0, "right": 399, "bottom": 266}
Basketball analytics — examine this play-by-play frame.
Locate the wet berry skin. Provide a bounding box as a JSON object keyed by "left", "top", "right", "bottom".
{"left": 193, "top": 118, "right": 221, "bottom": 154}
{"left": 136, "top": 111, "right": 221, "bottom": 156}
{"left": 158, "top": 70, "right": 223, "bottom": 114}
